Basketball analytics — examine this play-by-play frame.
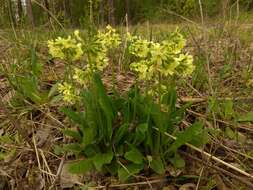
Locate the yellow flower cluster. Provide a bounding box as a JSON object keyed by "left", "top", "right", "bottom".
{"left": 128, "top": 31, "right": 194, "bottom": 80}
{"left": 58, "top": 82, "right": 77, "bottom": 104}
{"left": 96, "top": 25, "right": 121, "bottom": 49}
{"left": 48, "top": 26, "right": 121, "bottom": 104}
{"left": 48, "top": 30, "right": 83, "bottom": 61}
{"left": 89, "top": 25, "right": 121, "bottom": 71}
{"left": 48, "top": 27, "right": 194, "bottom": 104}
{"left": 73, "top": 67, "right": 91, "bottom": 86}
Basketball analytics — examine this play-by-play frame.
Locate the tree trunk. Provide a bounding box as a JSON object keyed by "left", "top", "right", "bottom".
{"left": 108, "top": 0, "right": 115, "bottom": 26}
{"left": 99, "top": 0, "right": 105, "bottom": 26}
{"left": 8, "top": 0, "right": 16, "bottom": 27}
{"left": 56, "top": 0, "right": 64, "bottom": 13}
{"left": 17, "top": 0, "right": 23, "bottom": 22}
{"left": 64, "top": 0, "right": 71, "bottom": 18}
{"left": 26, "top": 0, "right": 35, "bottom": 27}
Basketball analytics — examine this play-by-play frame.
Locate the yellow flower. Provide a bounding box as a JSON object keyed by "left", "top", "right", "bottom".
{"left": 96, "top": 25, "right": 121, "bottom": 49}
{"left": 48, "top": 26, "right": 122, "bottom": 105}
{"left": 74, "top": 30, "right": 83, "bottom": 42}
{"left": 88, "top": 25, "right": 120, "bottom": 72}
{"left": 58, "top": 82, "right": 77, "bottom": 103}
{"left": 48, "top": 32, "right": 83, "bottom": 61}
{"left": 161, "top": 60, "right": 180, "bottom": 76}
{"left": 129, "top": 38, "right": 150, "bottom": 58}
{"left": 130, "top": 61, "right": 153, "bottom": 80}
{"left": 150, "top": 42, "right": 167, "bottom": 63}
{"left": 128, "top": 31, "right": 194, "bottom": 81}
{"left": 175, "top": 54, "right": 195, "bottom": 76}
{"left": 73, "top": 67, "right": 92, "bottom": 86}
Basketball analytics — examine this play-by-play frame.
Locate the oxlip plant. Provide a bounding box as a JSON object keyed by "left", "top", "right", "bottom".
{"left": 48, "top": 26, "right": 209, "bottom": 182}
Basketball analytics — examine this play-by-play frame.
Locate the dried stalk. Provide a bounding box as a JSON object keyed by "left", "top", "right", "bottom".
{"left": 153, "top": 127, "right": 253, "bottom": 180}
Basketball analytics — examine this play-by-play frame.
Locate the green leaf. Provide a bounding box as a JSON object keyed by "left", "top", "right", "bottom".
{"left": 118, "top": 163, "right": 144, "bottom": 182}
{"left": 62, "top": 129, "right": 82, "bottom": 142}
{"left": 62, "top": 143, "right": 83, "bottom": 154}
{"left": 30, "top": 47, "right": 42, "bottom": 76}
{"left": 171, "top": 102, "right": 191, "bottom": 124}
{"left": 124, "top": 147, "right": 144, "bottom": 164}
{"left": 106, "top": 160, "right": 118, "bottom": 175}
{"left": 61, "top": 107, "right": 85, "bottom": 126}
{"left": 83, "top": 144, "right": 100, "bottom": 157}
{"left": 169, "top": 153, "right": 185, "bottom": 168}
{"left": 92, "top": 151, "right": 113, "bottom": 171}
{"left": 136, "top": 123, "right": 148, "bottom": 134}
{"left": 18, "top": 76, "right": 43, "bottom": 104}
{"left": 190, "top": 129, "right": 209, "bottom": 147}
{"left": 168, "top": 122, "right": 203, "bottom": 153}
{"left": 49, "top": 94, "right": 62, "bottom": 104}
{"left": 151, "top": 104, "right": 168, "bottom": 132}
{"left": 68, "top": 159, "right": 93, "bottom": 174}
{"left": 133, "top": 123, "right": 148, "bottom": 145}
{"left": 208, "top": 97, "right": 219, "bottom": 113}
{"left": 150, "top": 157, "right": 165, "bottom": 174}
{"left": 225, "top": 127, "right": 236, "bottom": 139}
{"left": 53, "top": 145, "right": 64, "bottom": 155}
{"left": 82, "top": 127, "right": 95, "bottom": 146}
{"left": 93, "top": 73, "right": 115, "bottom": 139}
{"left": 81, "top": 91, "right": 98, "bottom": 130}
{"left": 223, "top": 100, "right": 234, "bottom": 119}
{"left": 48, "top": 83, "right": 59, "bottom": 98}
{"left": 114, "top": 123, "right": 129, "bottom": 144}
{"left": 162, "top": 87, "right": 177, "bottom": 112}
{"left": 238, "top": 112, "right": 253, "bottom": 122}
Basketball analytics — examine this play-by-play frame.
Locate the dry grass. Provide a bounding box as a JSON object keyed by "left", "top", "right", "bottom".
{"left": 0, "top": 19, "right": 253, "bottom": 190}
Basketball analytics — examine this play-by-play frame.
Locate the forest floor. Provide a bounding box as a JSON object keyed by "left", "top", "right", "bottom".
{"left": 0, "top": 19, "right": 253, "bottom": 190}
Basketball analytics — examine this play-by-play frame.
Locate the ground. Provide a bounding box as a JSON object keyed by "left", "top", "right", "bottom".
{"left": 0, "top": 19, "right": 253, "bottom": 190}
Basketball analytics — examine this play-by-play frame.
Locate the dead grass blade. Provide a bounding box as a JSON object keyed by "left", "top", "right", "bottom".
{"left": 153, "top": 127, "right": 253, "bottom": 180}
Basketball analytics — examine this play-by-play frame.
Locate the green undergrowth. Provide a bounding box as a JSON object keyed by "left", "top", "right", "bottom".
{"left": 58, "top": 73, "right": 208, "bottom": 181}
{"left": 2, "top": 25, "right": 210, "bottom": 181}
{"left": 1, "top": 21, "right": 253, "bottom": 189}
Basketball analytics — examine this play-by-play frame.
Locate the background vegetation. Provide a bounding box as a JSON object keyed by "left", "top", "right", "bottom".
{"left": 2, "top": 0, "right": 253, "bottom": 28}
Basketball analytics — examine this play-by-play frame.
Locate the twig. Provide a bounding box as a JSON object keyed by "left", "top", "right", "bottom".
{"left": 49, "top": 155, "right": 65, "bottom": 190}
{"left": 31, "top": 0, "right": 65, "bottom": 31}
{"left": 23, "top": 99, "right": 65, "bottom": 127}
{"left": 179, "top": 96, "right": 253, "bottom": 103}
{"left": 186, "top": 109, "right": 253, "bottom": 132}
{"left": 180, "top": 151, "right": 253, "bottom": 188}
{"left": 161, "top": 9, "right": 201, "bottom": 29}
{"left": 153, "top": 127, "right": 253, "bottom": 180}
{"left": 218, "top": 143, "right": 253, "bottom": 161}
{"left": 184, "top": 82, "right": 203, "bottom": 97}
{"left": 196, "top": 166, "right": 204, "bottom": 190}
{"left": 40, "top": 149, "right": 55, "bottom": 183}
{"left": 32, "top": 131, "right": 42, "bottom": 170}
{"left": 95, "top": 178, "right": 168, "bottom": 189}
